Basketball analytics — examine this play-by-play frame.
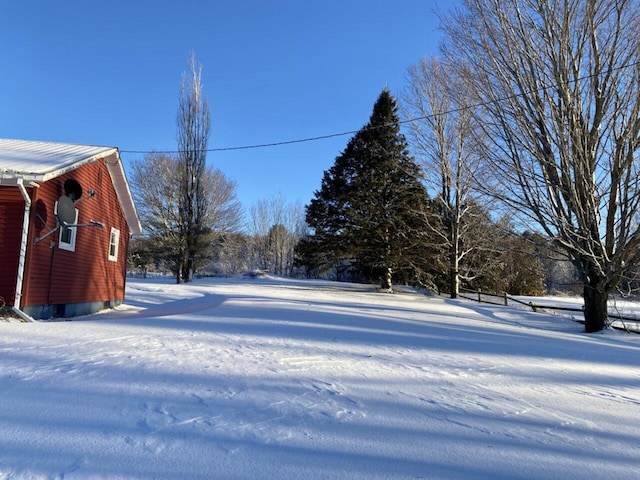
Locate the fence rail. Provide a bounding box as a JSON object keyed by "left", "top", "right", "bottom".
{"left": 457, "top": 287, "right": 640, "bottom": 330}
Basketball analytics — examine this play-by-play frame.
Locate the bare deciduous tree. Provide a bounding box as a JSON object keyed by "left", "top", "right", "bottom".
{"left": 403, "top": 57, "right": 489, "bottom": 298}
{"left": 130, "top": 152, "right": 242, "bottom": 282}
{"left": 443, "top": 0, "right": 640, "bottom": 332}
{"left": 249, "top": 194, "right": 306, "bottom": 276}
{"left": 176, "top": 53, "right": 212, "bottom": 282}
{"left": 131, "top": 153, "right": 184, "bottom": 276}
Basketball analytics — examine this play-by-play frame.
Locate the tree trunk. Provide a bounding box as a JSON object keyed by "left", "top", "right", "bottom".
{"left": 182, "top": 259, "right": 193, "bottom": 283}
{"left": 450, "top": 266, "right": 459, "bottom": 299}
{"left": 583, "top": 284, "right": 608, "bottom": 333}
{"left": 380, "top": 267, "right": 393, "bottom": 291}
{"left": 450, "top": 227, "right": 459, "bottom": 299}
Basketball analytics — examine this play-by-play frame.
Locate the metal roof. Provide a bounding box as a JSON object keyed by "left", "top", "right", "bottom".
{"left": 0, "top": 139, "right": 142, "bottom": 235}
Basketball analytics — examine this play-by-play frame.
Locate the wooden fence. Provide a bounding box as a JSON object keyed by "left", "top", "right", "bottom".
{"left": 457, "top": 287, "right": 640, "bottom": 331}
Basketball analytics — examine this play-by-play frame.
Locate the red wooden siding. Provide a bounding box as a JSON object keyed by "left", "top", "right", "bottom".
{"left": 22, "top": 158, "right": 132, "bottom": 311}
{"left": 0, "top": 188, "right": 25, "bottom": 305}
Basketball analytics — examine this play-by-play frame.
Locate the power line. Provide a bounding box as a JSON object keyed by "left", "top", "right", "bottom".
{"left": 119, "top": 107, "right": 465, "bottom": 155}
{"left": 120, "top": 59, "right": 640, "bottom": 156}
{"left": 120, "top": 129, "right": 361, "bottom": 154}
{"left": 120, "top": 104, "right": 477, "bottom": 155}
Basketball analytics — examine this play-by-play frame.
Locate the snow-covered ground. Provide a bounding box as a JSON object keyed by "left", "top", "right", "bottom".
{"left": 1, "top": 276, "right": 639, "bottom": 479}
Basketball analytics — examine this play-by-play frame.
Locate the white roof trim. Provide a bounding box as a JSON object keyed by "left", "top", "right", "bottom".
{"left": 0, "top": 139, "right": 142, "bottom": 235}
{"left": 104, "top": 152, "right": 142, "bottom": 235}
{"left": 0, "top": 139, "right": 118, "bottom": 180}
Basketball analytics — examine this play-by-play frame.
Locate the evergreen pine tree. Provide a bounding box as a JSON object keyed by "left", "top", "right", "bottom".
{"left": 303, "top": 88, "right": 433, "bottom": 290}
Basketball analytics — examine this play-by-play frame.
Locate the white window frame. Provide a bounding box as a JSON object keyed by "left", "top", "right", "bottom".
{"left": 108, "top": 227, "right": 120, "bottom": 262}
{"left": 55, "top": 201, "right": 78, "bottom": 252}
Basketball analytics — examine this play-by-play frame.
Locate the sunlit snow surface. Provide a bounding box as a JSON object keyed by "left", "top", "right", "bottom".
{"left": 1, "top": 276, "right": 639, "bottom": 479}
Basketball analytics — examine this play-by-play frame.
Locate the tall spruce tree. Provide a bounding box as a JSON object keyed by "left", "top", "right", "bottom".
{"left": 304, "top": 89, "right": 432, "bottom": 290}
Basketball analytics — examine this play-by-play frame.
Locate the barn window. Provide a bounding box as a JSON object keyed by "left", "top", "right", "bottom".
{"left": 55, "top": 201, "right": 78, "bottom": 252}
{"left": 108, "top": 228, "right": 120, "bottom": 261}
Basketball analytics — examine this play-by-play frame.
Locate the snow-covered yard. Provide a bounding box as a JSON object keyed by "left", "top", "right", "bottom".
{"left": 1, "top": 276, "right": 639, "bottom": 479}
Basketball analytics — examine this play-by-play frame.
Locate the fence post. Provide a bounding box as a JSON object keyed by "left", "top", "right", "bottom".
{"left": 529, "top": 301, "right": 537, "bottom": 312}
{"left": 504, "top": 292, "right": 508, "bottom": 306}
{"left": 478, "top": 288, "right": 482, "bottom": 303}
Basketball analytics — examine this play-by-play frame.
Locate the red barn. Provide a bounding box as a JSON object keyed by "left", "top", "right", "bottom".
{"left": 0, "top": 139, "right": 142, "bottom": 320}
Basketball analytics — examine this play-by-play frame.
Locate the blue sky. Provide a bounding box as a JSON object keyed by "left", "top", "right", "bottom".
{"left": 1, "top": 1, "right": 452, "bottom": 210}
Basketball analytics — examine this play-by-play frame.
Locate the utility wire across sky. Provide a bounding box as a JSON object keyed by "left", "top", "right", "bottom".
{"left": 120, "top": 60, "right": 640, "bottom": 156}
